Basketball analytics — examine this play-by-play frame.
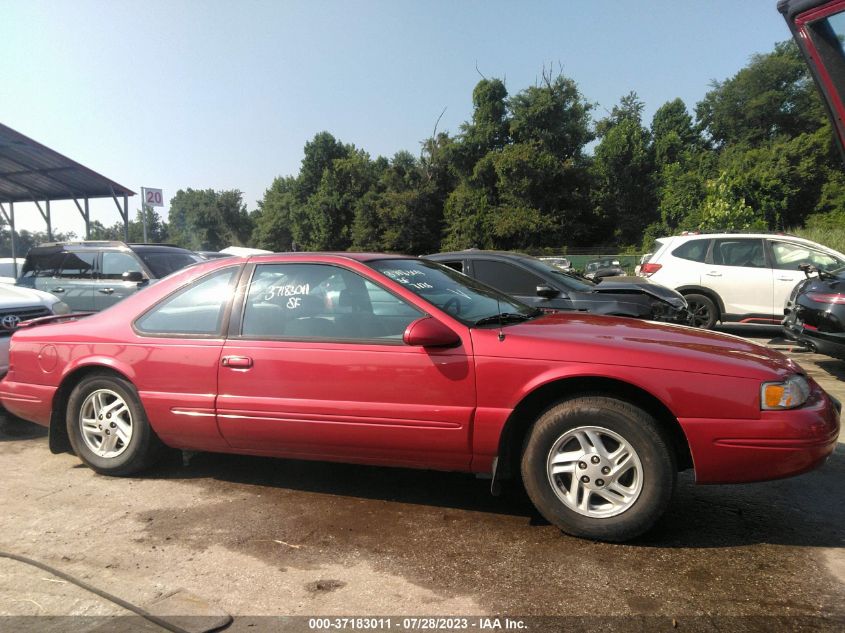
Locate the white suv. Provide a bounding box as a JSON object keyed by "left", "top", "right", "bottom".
{"left": 639, "top": 233, "right": 845, "bottom": 328}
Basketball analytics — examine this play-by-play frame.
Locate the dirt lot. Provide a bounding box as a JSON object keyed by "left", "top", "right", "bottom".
{"left": 0, "top": 326, "right": 842, "bottom": 631}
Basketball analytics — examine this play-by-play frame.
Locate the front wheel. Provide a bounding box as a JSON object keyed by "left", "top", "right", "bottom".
{"left": 66, "top": 373, "right": 164, "bottom": 476}
{"left": 521, "top": 397, "right": 676, "bottom": 542}
{"left": 685, "top": 293, "right": 718, "bottom": 329}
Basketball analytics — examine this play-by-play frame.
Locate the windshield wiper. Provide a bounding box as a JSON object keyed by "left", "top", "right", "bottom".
{"left": 473, "top": 311, "right": 538, "bottom": 327}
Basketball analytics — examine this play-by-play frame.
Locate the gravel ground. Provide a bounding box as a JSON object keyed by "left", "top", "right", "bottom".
{"left": 0, "top": 325, "right": 842, "bottom": 632}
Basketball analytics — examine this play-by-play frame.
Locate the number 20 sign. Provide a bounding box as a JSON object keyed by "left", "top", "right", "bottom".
{"left": 143, "top": 188, "right": 164, "bottom": 207}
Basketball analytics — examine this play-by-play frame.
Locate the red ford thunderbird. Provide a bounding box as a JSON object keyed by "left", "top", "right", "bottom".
{"left": 0, "top": 254, "right": 839, "bottom": 541}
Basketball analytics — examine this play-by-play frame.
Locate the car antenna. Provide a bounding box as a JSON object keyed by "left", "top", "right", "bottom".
{"left": 496, "top": 295, "right": 505, "bottom": 342}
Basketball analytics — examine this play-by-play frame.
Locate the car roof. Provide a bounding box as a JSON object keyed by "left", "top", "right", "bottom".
{"left": 247, "top": 252, "right": 411, "bottom": 263}
{"left": 655, "top": 233, "right": 845, "bottom": 259}
{"left": 426, "top": 250, "right": 539, "bottom": 262}
{"left": 128, "top": 244, "right": 195, "bottom": 254}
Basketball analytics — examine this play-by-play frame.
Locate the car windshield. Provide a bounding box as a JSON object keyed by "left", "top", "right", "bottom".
{"left": 137, "top": 251, "right": 202, "bottom": 278}
{"left": 368, "top": 258, "right": 539, "bottom": 326}
{"left": 545, "top": 267, "right": 595, "bottom": 291}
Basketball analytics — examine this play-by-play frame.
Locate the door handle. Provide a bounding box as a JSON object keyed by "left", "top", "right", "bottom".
{"left": 51, "top": 287, "right": 65, "bottom": 293}
{"left": 705, "top": 272, "right": 722, "bottom": 277}
{"left": 221, "top": 355, "right": 253, "bottom": 369}
{"left": 776, "top": 277, "right": 794, "bottom": 281}
{"left": 98, "top": 288, "right": 114, "bottom": 295}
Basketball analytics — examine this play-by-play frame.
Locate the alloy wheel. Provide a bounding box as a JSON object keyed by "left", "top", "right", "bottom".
{"left": 79, "top": 388, "right": 134, "bottom": 459}
{"left": 546, "top": 425, "right": 644, "bottom": 518}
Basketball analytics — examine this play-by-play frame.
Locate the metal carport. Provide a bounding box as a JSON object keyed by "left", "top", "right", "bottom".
{"left": 0, "top": 122, "right": 135, "bottom": 271}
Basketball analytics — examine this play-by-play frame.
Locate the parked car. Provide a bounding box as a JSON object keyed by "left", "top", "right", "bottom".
{"left": 0, "top": 284, "right": 69, "bottom": 377}
{"left": 638, "top": 233, "right": 845, "bottom": 329}
{"left": 1, "top": 253, "right": 838, "bottom": 542}
{"left": 538, "top": 256, "right": 571, "bottom": 271}
{"left": 16, "top": 241, "right": 202, "bottom": 312}
{"left": 584, "top": 258, "right": 626, "bottom": 280}
{"left": 782, "top": 264, "right": 845, "bottom": 359}
{"left": 634, "top": 253, "right": 652, "bottom": 276}
{"left": 195, "top": 251, "right": 235, "bottom": 260}
{"left": 425, "top": 251, "right": 690, "bottom": 324}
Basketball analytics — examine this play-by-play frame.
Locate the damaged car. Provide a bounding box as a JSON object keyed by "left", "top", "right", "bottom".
{"left": 425, "top": 250, "right": 690, "bottom": 324}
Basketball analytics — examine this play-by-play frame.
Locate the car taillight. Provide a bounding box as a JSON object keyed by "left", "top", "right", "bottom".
{"left": 806, "top": 292, "right": 845, "bottom": 304}
{"left": 639, "top": 263, "right": 662, "bottom": 277}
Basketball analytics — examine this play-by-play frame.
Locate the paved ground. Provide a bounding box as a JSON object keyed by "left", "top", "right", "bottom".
{"left": 0, "top": 325, "right": 842, "bottom": 631}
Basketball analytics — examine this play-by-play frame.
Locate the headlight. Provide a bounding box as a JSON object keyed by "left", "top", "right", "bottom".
{"left": 51, "top": 300, "right": 71, "bottom": 315}
{"left": 761, "top": 375, "right": 811, "bottom": 410}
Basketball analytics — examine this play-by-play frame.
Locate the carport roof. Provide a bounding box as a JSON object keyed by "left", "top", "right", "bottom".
{"left": 0, "top": 123, "right": 135, "bottom": 203}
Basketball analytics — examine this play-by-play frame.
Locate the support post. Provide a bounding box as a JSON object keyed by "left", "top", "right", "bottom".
{"left": 123, "top": 195, "right": 130, "bottom": 242}
{"left": 32, "top": 199, "right": 52, "bottom": 240}
{"left": 9, "top": 202, "right": 16, "bottom": 278}
{"left": 84, "top": 197, "right": 90, "bottom": 239}
{"left": 0, "top": 203, "right": 12, "bottom": 277}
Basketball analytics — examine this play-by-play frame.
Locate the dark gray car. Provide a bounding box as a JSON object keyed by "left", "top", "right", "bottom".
{"left": 425, "top": 250, "right": 691, "bottom": 324}
{"left": 17, "top": 241, "right": 201, "bottom": 312}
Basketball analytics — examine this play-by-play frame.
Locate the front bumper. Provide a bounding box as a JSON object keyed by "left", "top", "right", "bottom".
{"left": 679, "top": 387, "right": 840, "bottom": 484}
{"left": 783, "top": 310, "right": 845, "bottom": 360}
{"left": 652, "top": 304, "right": 693, "bottom": 325}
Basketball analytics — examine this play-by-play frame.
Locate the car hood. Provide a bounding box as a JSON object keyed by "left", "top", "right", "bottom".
{"left": 590, "top": 276, "right": 686, "bottom": 307}
{"left": 473, "top": 313, "right": 800, "bottom": 380}
{"left": 0, "top": 284, "right": 56, "bottom": 308}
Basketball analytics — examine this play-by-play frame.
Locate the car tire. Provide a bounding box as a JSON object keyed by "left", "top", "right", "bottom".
{"left": 66, "top": 373, "right": 164, "bottom": 476}
{"left": 685, "top": 293, "right": 718, "bottom": 329}
{"left": 521, "top": 396, "right": 676, "bottom": 542}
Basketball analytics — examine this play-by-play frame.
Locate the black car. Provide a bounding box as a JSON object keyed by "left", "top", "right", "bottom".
{"left": 17, "top": 241, "right": 202, "bottom": 312}
{"left": 783, "top": 265, "right": 845, "bottom": 359}
{"left": 425, "top": 250, "right": 691, "bottom": 323}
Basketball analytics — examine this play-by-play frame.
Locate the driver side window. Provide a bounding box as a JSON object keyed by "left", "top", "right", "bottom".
{"left": 241, "top": 264, "right": 422, "bottom": 342}
{"left": 771, "top": 241, "right": 843, "bottom": 271}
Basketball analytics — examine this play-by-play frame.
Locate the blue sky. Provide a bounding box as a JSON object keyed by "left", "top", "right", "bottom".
{"left": 0, "top": 0, "right": 789, "bottom": 236}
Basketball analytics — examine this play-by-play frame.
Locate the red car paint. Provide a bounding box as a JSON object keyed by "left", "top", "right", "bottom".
{"left": 0, "top": 253, "right": 838, "bottom": 484}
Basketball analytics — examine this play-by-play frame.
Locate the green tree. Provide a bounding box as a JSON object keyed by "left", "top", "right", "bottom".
{"left": 297, "top": 150, "right": 377, "bottom": 250}
{"left": 591, "top": 92, "right": 656, "bottom": 245}
{"left": 651, "top": 98, "right": 700, "bottom": 167}
{"left": 509, "top": 71, "right": 594, "bottom": 159}
{"left": 252, "top": 176, "right": 297, "bottom": 251}
{"left": 297, "top": 132, "right": 351, "bottom": 201}
{"left": 696, "top": 41, "right": 825, "bottom": 148}
{"left": 698, "top": 173, "right": 766, "bottom": 232}
{"left": 166, "top": 188, "right": 252, "bottom": 251}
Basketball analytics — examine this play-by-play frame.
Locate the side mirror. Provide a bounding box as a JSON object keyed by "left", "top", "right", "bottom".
{"left": 536, "top": 284, "right": 559, "bottom": 299}
{"left": 403, "top": 317, "right": 461, "bottom": 348}
{"left": 122, "top": 271, "right": 145, "bottom": 283}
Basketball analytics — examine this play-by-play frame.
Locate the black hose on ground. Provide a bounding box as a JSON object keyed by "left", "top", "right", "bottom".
{"left": 0, "top": 550, "right": 231, "bottom": 633}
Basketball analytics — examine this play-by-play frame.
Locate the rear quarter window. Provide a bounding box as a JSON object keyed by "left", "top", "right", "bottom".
{"left": 671, "top": 239, "right": 710, "bottom": 263}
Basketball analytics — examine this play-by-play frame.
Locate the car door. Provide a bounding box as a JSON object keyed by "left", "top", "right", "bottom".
{"left": 703, "top": 238, "right": 774, "bottom": 321}
{"left": 470, "top": 259, "right": 550, "bottom": 308}
{"left": 94, "top": 251, "right": 148, "bottom": 311}
{"left": 781, "top": 1, "right": 845, "bottom": 155}
{"left": 131, "top": 265, "right": 241, "bottom": 448}
{"left": 46, "top": 252, "right": 96, "bottom": 311}
{"left": 216, "top": 262, "right": 476, "bottom": 470}
{"left": 768, "top": 239, "right": 845, "bottom": 314}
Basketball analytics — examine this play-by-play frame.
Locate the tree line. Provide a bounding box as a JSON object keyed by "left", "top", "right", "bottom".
{"left": 7, "top": 39, "right": 844, "bottom": 257}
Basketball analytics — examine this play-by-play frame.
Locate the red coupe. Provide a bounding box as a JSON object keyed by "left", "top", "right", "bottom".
{"left": 0, "top": 254, "right": 839, "bottom": 541}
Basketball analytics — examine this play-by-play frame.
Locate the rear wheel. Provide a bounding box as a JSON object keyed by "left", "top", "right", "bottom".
{"left": 685, "top": 293, "right": 718, "bottom": 329}
{"left": 521, "top": 397, "right": 676, "bottom": 542}
{"left": 66, "top": 373, "right": 164, "bottom": 476}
